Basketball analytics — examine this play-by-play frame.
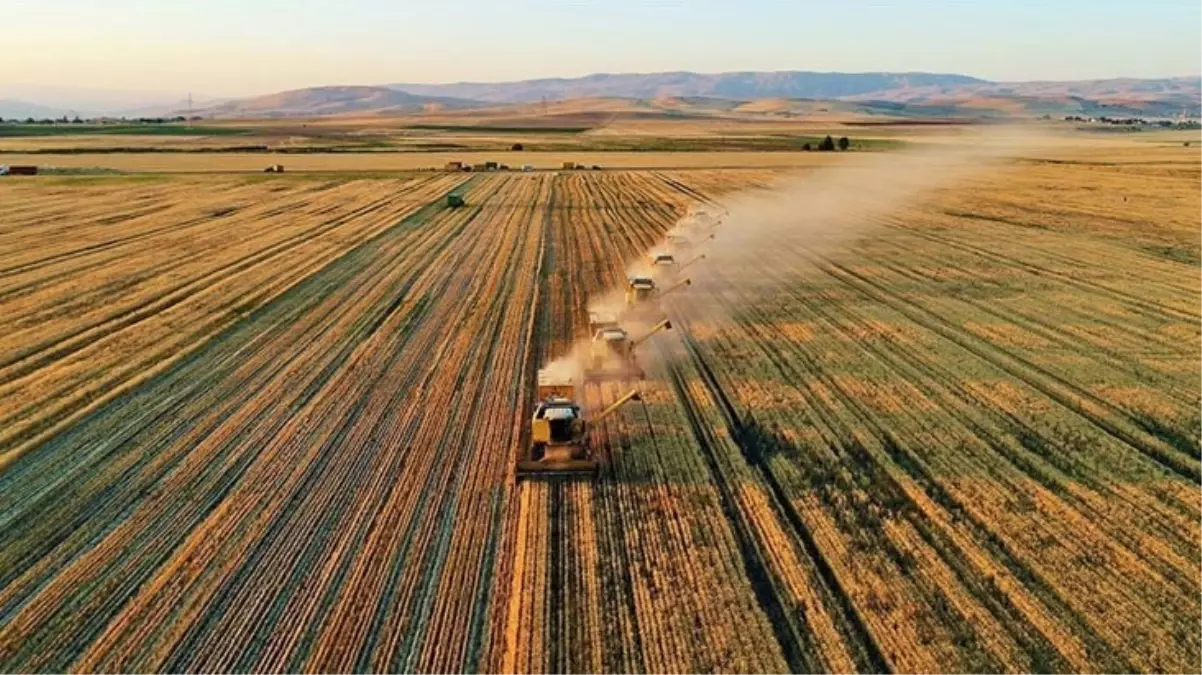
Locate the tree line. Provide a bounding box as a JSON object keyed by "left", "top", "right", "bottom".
{"left": 801, "top": 135, "right": 851, "bottom": 151}
{"left": 0, "top": 115, "right": 205, "bottom": 125}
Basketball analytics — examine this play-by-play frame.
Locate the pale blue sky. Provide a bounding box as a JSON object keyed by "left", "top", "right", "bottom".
{"left": 3, "top": 0, "right": 1199, "bottom": 96}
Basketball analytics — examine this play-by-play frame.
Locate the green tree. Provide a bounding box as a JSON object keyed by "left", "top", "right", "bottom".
{"left": 838, "top": 136, "right": 850, "bottom": 151}
{"left": 818, "top": 135, "right": 835, "bottom": 151}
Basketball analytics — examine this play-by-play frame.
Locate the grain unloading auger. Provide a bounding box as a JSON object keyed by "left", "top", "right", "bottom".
{"left": 677, "top": 253, "right": 706, "bottom": 274}
{"left": 517, "top": 370, "right": 643, "bottom": 479}
{"left": 584, "top": 318, "right": 673, "bottom": 382}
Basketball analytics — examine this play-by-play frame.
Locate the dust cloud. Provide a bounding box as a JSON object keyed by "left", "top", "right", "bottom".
{"left": 661, "top": 125, "right": 1056, "bottom": 329}
{"left": 543, "top": 125, "right": 1055, "bottom": 391}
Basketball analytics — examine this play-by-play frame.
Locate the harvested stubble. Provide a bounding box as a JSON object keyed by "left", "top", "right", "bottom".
{"left": 0, "top": 153, "right": 1198, "bottom": 673}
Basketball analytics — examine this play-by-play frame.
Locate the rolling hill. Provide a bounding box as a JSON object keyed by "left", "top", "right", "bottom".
{"left": 388, "top": 70, "right": 988, "bottom": 103}
{"left": 0, "top": 99, "right": 80, "bottom": 120}
{"left": 189, "top": 86, "right": 481, "bottom": 118}
{"left": 54, "top": 72, "right": 1199, "bottom": 120}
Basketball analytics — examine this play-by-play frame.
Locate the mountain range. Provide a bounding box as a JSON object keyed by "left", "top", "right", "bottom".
{"left": 3, "top": 71, "right": 1198, "bottom": 120}
{"left": 388, "top": 71, "right": 991, "bottom": 103}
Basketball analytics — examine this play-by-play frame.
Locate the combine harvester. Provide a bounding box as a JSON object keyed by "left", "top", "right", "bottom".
{"left": 584, "top": 319, "right": 672, "bottom": 382}
{"left": 517, "top": 369, "right": 643, "bottom": 478}
{"left": 665, "top": 230, "right": 715, "bottom": 256}
{"left": 623, "top": 276, "right": 691, "bottom": 320}
{"left": 686, "top": 203, "right": 726, "bottom": 229}
{"left": 647, "top": 252, "right": 708, "bottom": 282}
{"left": 649, "top": 252, "right": 678, "bottom": 272}
{"left": 588, "top": 310, "right": 620, "bottom": 334}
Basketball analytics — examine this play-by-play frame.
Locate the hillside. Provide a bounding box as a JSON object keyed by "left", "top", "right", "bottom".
{"left": 848, "top": 76, "right": 1202, "bottom": 117}
{"left": 389, "top": 70, "right": 987, "bottom": 102}
{"left": 109, "top": 73, "right": 1202, "bottom": 120}
{"left": 0, "top": 99, "right": 79, "bottom": 120}
{"left": 191, "top": 85, "right": 481, "bottom": 118}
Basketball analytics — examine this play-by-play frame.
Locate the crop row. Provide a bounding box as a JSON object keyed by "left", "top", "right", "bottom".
{"left": 657, "top": 163, "right": 1200, "bottom": 672}
{"left": 0, "top": 175, "right": 465, "bottom": 469}
{"left": 1, "top": 174, "right": 549, "bottom": 671}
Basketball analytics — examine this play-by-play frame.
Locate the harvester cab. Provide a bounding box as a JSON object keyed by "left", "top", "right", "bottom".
{"left": 447, "top": 192, "right": 466, "bottom": 208}
{"left": 650, "top": 253, "right": 677, "bottom": 269}
{"left": 584, "top": 319, "right": 672, "bottom": 382}
{"left": 624, "top": 277, "right": 657, "bottom": 307}
{"left": 518, "top": 368, "right": 643, "bottom": 479}
{"left": 650, "top": 254, "right": 678, "bottom": 280}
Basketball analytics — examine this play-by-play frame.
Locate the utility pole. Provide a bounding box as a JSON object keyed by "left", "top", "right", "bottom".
{"left": 187, "top": 93, "right": 193, "bottom": 115}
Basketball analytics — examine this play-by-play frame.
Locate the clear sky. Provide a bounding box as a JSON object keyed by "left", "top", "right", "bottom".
{"left": 3, "top": 0, "right": 1199, "bottom": 97}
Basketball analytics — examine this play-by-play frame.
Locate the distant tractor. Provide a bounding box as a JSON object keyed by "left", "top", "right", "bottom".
{"left": 484, "top": 161, "right": 499, "bottom": 171}
{"left": 445, "top": 161, "right": 463, "bottom": 172}
{"left": 447, "top": 192, "right": 466, "bottom": 208}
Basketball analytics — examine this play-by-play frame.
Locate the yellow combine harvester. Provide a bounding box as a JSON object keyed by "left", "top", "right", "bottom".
{"left": 517, "top": 369, "right": 642, "bottom": 478}
{"left": 665, "top": 229, "right": 715, "bottom": 256}
{"left": 588, "top": 310, "right": 620, "bottom": 334}
{"left": 624, "top": 276, "right": 691, "bottom": 312}
{"left": 584, "top": 319, "right": 672, "bottom": 382}
{"left": 649, "top": 252, "right": 678, "bottom": 271}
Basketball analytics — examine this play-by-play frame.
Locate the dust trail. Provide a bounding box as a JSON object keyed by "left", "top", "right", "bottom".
{"left": 547, "top": 126, "right": 1054, "bottom": 385}
{"left": 661, "top": 125, "right": 1057, "bottom": 338}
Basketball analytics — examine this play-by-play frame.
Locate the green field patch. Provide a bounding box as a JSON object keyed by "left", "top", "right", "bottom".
{"left": 402, "top": 124, "right": 590, "bottom": 134}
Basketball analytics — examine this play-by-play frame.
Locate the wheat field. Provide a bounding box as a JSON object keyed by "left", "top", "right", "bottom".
{"left": 0, "top": 135, "right": 1198, "bottom": 672}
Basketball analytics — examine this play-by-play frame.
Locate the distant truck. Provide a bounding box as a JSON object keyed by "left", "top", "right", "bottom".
{"left": 2, "top": 165, "right": 37, "bottom": 176}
